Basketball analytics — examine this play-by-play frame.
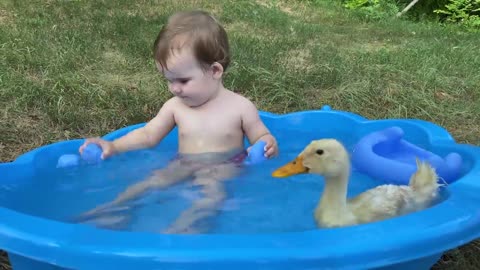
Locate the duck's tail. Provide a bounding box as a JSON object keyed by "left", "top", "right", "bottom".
{"left": 409, "top": 158, "right": 442, "bottom": 206}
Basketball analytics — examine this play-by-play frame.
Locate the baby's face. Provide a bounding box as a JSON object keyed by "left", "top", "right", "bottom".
{"left": 157, "top": 49, "right": 221, "bottom": 107}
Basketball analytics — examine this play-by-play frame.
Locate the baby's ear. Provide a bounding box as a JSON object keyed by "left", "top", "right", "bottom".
{"left": 210, "top": 62, "right": 224, "bottom": 79}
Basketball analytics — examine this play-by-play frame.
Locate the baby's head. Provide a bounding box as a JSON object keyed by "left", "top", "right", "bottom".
{"left": 153, "top": 10, "right": 230, "bottom": 72}
{"left": 153, "top": 10, "right": 230, "bottom": 107}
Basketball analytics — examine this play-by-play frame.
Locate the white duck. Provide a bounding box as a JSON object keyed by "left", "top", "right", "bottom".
{"left": 272, "top": 139, "right": 441, "bottom": 228}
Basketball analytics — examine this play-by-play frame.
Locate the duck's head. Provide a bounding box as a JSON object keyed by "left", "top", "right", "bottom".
{"left": 272, "top": 139, "right": 350, "bottom": 178}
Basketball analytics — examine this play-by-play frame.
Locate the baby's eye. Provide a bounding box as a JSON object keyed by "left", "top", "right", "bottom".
{"left": 178, "top": 78, "right": 190, "bottom": 84}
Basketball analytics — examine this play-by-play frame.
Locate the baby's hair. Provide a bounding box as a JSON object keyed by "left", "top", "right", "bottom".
{"left": 153, "top": 10, "right": 230, "bottom": 71}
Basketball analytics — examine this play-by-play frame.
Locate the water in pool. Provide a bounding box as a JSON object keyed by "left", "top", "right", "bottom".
{"left": 0, "top": 142, "right": 397, "bottom": 234}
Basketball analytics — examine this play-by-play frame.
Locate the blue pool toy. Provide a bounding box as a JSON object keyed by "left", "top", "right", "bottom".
{"left": 81, "top": 143, "right": 103, "bottom": 164}
{"left": 56, "top": 154, "right": 80, "bottom": 168}
{"left": 244, "top": 140, "right": 267, "bottom": 165}
{"left": 352, "top": 126, "right": 463, "bottom": 184}
{"left": 2, "top": 107, "right": 480, "bottom": 270}
{"left": 57, "top": 143, "right": 103, "bottom": 168}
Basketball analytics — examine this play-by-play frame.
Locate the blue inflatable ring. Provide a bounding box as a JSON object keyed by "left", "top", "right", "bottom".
{"left": 352, "top": 126, "right": 463, "bottom": 184}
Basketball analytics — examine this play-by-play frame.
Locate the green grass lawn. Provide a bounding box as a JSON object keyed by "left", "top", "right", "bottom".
{"left": 0, "top": 0, "right": 479, "bottom": 269}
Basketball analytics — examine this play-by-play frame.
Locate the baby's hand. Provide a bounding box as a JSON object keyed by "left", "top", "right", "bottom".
{"left": 255, "top": 134, "right": 278, "bottom": 158}
{"left": 79, "top": 137, "right": 116, "bottom": 160}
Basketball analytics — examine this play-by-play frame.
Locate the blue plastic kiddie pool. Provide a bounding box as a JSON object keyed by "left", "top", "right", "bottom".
{"left": 1, "top": 106, "right": 479, "bottom": 270}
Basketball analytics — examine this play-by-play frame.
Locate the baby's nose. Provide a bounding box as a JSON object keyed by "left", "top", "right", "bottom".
{"left": 170, "top": 83, "right": 182, "bottom": 95}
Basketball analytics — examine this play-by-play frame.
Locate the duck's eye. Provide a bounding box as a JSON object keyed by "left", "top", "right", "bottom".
{"left": 316, "top": 149, "right": 324, "bottom": 155}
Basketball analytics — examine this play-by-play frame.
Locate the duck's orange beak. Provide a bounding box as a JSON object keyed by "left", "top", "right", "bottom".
{"left": 272, "top": 156, "right": 308, "bottom": 177}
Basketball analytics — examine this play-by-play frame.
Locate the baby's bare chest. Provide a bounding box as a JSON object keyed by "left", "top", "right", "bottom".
{"left": 175, "top": 108, "right": 242, "bottom": 137}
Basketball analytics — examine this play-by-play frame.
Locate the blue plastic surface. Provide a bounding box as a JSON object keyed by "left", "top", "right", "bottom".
{"left": 352, "top": 126, "right": 463, "bottom": 184}
{"left": 1, "top": 107, "right": 480, "bottom": 270}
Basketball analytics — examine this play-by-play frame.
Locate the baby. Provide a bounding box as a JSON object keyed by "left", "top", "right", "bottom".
{"left": 79, "top": 10, "right": 278, "bottom": 233}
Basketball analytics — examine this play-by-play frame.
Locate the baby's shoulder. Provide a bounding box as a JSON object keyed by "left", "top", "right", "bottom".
{"left": 156, "top": 97, "right": 185, "bottom": 117}
{"left": 226, "top": 90, "right": 255, "bottom": 107}
{"left": 162, "top": 96, "right": 183, "bottom": 109}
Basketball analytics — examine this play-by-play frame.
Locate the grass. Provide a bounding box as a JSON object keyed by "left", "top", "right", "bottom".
{"left": 0, "top": 0, "right": 479, "bottom": 269}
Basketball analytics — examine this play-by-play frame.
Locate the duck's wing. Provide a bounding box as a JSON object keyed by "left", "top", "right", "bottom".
{"left": 348, "top": 185, "right": 411, "bottom": 224}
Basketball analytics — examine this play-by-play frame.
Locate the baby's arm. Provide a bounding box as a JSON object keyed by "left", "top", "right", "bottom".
{"left": 112, "top": 99, "right": 176, "bottom": 153}
{"left": 240, "top": 98, "right": 278, "bottom": 157}
{"left": 80, "top": 99, "right": 176, "bottom": 159}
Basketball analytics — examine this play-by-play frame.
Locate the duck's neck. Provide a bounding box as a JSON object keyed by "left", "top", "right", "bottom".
{"left": 317, "top": 170, "right": 350, "bottom": 215}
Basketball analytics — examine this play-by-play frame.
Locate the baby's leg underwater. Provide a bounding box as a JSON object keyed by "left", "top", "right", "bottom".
{"left": 164, "top": 180, "right": 225, "bottom": 234}
{"left": 79, "top": 160, "right": 195, "bottom": 219}
{"left": 164, "top": 163, "right": 241, "bottom": 234}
